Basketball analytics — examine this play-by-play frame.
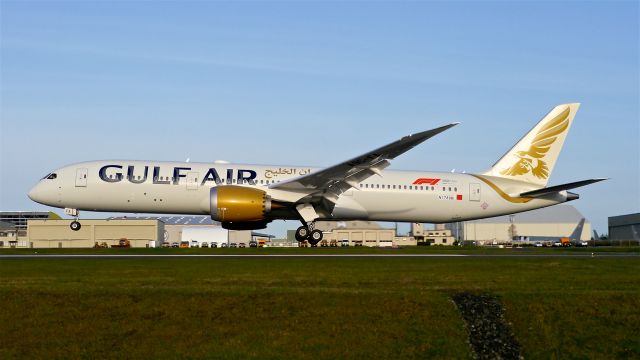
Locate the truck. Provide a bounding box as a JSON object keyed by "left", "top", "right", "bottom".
{"left": 111, "top": 239, "right": 130, "bottom": 248}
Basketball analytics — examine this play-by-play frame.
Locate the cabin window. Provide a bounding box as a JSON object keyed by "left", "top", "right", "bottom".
{"left": 46, "top": 173, "right": 57, "bottom": 180}
{"left": 393, "top": 185, "right": 396, "bottom": 189}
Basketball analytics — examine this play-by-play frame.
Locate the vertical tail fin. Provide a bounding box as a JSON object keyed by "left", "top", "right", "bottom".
{"left": 570, "top": 218, "right": 586, "bottom": 241}
{"left": 483, "top": 103, "right": 580, "bottom": 187}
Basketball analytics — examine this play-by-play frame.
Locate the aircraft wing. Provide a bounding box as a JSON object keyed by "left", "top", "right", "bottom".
{"left": 270, "top": 123, "right": 459, "bottom": 203}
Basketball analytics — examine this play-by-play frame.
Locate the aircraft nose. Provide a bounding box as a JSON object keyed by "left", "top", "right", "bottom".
{"left": 28, "top": 184, "right": 45, "bottom": 204}
{"left": 28, "top": 186, "right": 39, "bottom": 201}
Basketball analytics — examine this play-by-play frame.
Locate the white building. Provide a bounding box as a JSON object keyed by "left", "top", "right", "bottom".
{"left": 451, "top": 205, "right": 591, "bottom": 245}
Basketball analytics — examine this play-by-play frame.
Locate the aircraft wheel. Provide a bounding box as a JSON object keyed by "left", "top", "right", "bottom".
{"left": 310, "top": 229, "right": 323, "bottom": 242}
{"left": 295, "top": 226, "right": 309, "bottom": 242}
{"left": 70, "top": 221, "right": 82, "bottom": 231}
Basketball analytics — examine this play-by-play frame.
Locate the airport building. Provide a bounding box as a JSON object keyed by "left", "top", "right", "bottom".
{"left": 450, "top": 205, "right": 591, "bottom": 245}
{"left": 27, "top": 219, "right": 164, "bottom": 248}
{"left": 287, "top": 221, "right": 418, "bottom": 247}
{"left": 0, "top": 215, "right": 274, "bottom": 248}
{"left": 608, "top": 213, "right": 640, "bottom": 243}
{"left": 110, "top": 216, "right": 274, "bottom": 246}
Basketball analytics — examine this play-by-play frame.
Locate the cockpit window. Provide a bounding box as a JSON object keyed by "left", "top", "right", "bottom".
{"left": 44, "top": 173, "right": 57, "bottom": 180}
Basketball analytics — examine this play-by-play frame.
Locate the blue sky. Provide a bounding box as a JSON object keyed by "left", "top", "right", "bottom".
{"left": 1, "top": 1, "right": 638, "bottom": 237}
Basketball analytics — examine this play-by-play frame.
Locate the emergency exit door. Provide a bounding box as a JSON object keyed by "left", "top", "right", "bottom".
{"left": 469, "top": 183, "right": 481, "bottom": 201}
{"left": 75, "top": 168, "right": 88, "bottom": 187}
{"left": 186, "top": 172, "right": 199, "bottom": 190}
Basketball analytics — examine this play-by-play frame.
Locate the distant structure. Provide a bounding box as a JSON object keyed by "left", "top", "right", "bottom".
{"left": 608, "top": 213, "right": 640, "bottom": 243}
{"left": 288, "top": 221, "right": 417, "bottom": 246}
{"left": 0, "top": 211, "right": 60, "bottom": 234}
{"left": 0, "top": 214, "right": 273, "bottom": 249}
{"left": 0, "top": 221, "right": 18, "bottom": 247}
{"left": 109, "top": 216, "right": 273, "bottom": 246}
{"left": 448, "top": 205, "right": 591, "bottom": 245}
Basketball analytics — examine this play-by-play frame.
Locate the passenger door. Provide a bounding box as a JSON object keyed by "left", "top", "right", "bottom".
{"left": 469, "top": 183, "right": 481, "bottom": 201}
{"left": 75, "top": 168, "right": 88, "bottom": 187}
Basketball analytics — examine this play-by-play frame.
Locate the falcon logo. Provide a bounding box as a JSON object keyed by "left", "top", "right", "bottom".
{"left": 413, "top": 178, "right": 441, "bottom": 185}
{"left": 500, "top": 107, "right": 570, "bottom": 180}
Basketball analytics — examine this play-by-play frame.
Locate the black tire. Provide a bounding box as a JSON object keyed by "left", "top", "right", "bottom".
{"left": 70, "top": 221, "right": 81, "bottom": 231}
{"left": 295, "top": 226, "right": 309, "bottom": 242}
{"left": 310, "top": 229, "right": 323, "bottom": 242}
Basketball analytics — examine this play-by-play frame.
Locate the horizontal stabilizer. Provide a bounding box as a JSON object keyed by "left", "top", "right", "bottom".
{"left": 519, "top": 178, "right": 607, "bottom": 198}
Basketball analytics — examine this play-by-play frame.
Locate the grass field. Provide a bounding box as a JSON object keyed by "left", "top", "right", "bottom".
{"left": 1, "top": 252, "right": 638, "bottom": 359}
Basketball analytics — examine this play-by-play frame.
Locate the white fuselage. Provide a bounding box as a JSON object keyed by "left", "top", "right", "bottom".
{"left": 28, "top": 160, "right": 571, "bottom": 223}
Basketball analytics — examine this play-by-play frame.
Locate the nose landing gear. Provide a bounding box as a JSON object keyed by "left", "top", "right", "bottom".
{"left": 65, "top": 208, "right": 81, "bottom": 231}
{"left": 70, "top": 220, "right": 82, "bottom": 231}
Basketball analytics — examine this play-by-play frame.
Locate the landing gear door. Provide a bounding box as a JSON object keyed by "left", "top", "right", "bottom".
{"left": 186, "top": 172, "right": 199, "bottom": 190}
{"left": 75, "top": 168, "right": 88, "bottom": 187}
{"left": 469, "top": 183, "right": 481, "bottom": 201}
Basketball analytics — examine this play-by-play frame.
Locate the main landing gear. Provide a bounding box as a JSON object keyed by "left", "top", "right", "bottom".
{"left": 294, "top": 203, "right": 322, "bottom": 246}
{"left": 295, "top": 223, "right": 323, "bottom": 246}
{"left": 65, "top": 208, "right": 81, "bottom": 231}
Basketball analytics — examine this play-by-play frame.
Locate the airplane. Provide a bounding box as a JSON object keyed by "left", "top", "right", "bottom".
{"left": 28, "top": 103, "right": 606, "bottom": 245}
{"left": 513, "top": 218, "right": 587, "bottom": 246}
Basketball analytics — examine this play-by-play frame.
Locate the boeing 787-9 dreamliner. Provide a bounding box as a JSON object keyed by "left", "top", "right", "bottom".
{"left": 29, "top": 103, "right": 605, "bottom": 244}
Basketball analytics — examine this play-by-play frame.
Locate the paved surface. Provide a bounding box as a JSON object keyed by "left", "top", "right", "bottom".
{"left": 0, "top": 253, "right": 638, "bottom": 259}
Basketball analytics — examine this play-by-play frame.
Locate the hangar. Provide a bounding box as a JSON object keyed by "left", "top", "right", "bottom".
{"left": 452, "top": 205, "right": 591, "bottom": 245}
{"left": 27, "top": 219, "right": 164, "bottom": 248}
{"left": 608, "top": 213, "right": 640, "bottom": 244}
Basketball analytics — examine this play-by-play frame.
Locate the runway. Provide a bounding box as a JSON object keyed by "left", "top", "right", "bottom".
{"left": 1, "top": 253, "right": 638, "bottom": 259}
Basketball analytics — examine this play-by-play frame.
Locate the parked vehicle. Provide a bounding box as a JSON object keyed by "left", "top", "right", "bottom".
{"left": 229, "top": 243, "right": 237, "bottom": 248}
{"left": 239, "top": 242, "right": 246, "bottom": 248}
{"left": 330, "top": 240, "right": 338, "bottom": 247}
{"left": 220, "top": 243, "right": 228, "bottom": 248}
{"left": 180, "top": 241, "right": 189, "bottom": 248}
{"left": 171, "top": 242, "right": 179, "bottom": 248}
{"left": 211, "top": 242, "right": 218, "bottom": 248}
{"left": 111, "top": 239, "right": 130, "bottom": 248}
{"left": 161, "top": 242, "right": 171, "bottom": 248}
{"left": 201, "top": 242, "right": 209, "bottom": 248}
{"left": 341, "top": 240, "right": 349, "bottom": 247}
{"left": 249, "top": 240, "right": 258, "bottom": 248}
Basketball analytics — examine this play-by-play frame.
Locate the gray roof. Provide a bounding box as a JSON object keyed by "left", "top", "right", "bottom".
{"left": 108, "top": 215, "right": 219, "bottom": 225}
{"left": 465, "top": 205, "right": 586, "bottom": 224}
{"left": 609, "top": 213, "right": 640, "bottom": 227}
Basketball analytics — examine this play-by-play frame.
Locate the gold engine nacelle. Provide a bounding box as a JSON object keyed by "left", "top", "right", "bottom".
{"left": 209, "top": 186, "right": 271, "bottom": 222}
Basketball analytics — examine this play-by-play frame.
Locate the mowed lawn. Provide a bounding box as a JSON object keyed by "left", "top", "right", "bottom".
{"left": 1, "top": 257, "right": 638, "bottom": 359}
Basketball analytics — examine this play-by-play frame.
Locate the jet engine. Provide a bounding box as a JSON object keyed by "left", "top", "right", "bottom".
{"left": 210, "top": 186, "right": 272, "bottom": 222}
